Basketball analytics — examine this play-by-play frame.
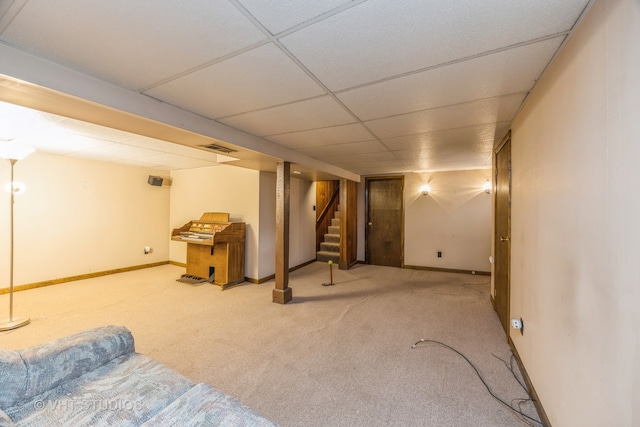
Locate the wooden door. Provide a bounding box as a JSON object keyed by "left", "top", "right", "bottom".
{"left": 366, "top": 176, "right": 404, "bottom": 267}
{"left": 494, "top": 135, "right": 511, "bottom": 335}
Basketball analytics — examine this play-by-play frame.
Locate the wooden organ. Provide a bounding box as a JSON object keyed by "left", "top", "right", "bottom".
{"left": 171, "top": 212, "right": 245, "bottom": 289}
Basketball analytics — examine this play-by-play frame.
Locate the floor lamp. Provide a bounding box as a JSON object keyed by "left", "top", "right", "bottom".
{"left": 0, "top": 141, "right": 34, "bottom": 331}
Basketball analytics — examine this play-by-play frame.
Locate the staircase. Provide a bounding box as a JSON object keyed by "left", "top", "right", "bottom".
{"left": 316, "top": 210, "right": 340, "bottom": 263}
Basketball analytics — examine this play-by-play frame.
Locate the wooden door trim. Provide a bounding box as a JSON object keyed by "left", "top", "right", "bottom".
{"left": 494, "top": 129, "right": 511, "bottom": 152}
{"left": 365, "top": 175, "right": 405, "bottom": 267}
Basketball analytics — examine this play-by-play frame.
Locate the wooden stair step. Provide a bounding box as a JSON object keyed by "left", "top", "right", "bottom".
{"left": 324, "top": 233, "right": 340, "bottom": 243}
{"left": 316, "top": 251, "right": 340, "bottom": 263}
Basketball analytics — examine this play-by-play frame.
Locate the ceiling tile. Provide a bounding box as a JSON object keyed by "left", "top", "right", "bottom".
{"left": 382, "top": 122, "right": 511, "bottom": 151}
{"left": 236, "top": 0, "right": 353, "bottom": 34}
{"left": 1, "top": 0, "right": 266, "bottom": 89}
{"left": 69, "top": 143, "right": 161, "bottom": 160}
{"left": 48, "top": 115, "right": 138, "bottom": 143}
{"left": 267, "top": 123, "right": 373, "bottom": 149}
{"left": 145, "top": 43, "right": 325, "bottom": 119}
{"left": 338, "top": 37, "right": 564, "bottom": 121}
{"left": 163, "top": 144, "right": 220, "bottom": 162}
{"left": 322, "top": 151, "right": 397, "bottom": 165}
{"left": 28, "top": 131, "right": 112, "bottom": 155}
{"left": 142, "top": 153, "right": 218, "bottom": 170}
{"left": 280, "top": 0, "right": 589, "bottom": 90}
{"left": 396, "top": 138, "right": 494, "bottom": 169}
{"left": 349, "top": 160, "right": 407, "bottom": 175}
{"left": 218, "top": 96, "right": 356, "bottom": 136}
{"left": 366, "top": 93, "right": 526, "bottom": 140}
{"left": 117, "top": 158, "right": 169, "bottom": 169}
{"left": 298, "top": 140, "right": 387, "bottom": 159}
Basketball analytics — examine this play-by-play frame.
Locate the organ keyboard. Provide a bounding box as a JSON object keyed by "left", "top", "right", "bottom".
{"left": 171, "top": 212, "right": 245, "bottom": 289}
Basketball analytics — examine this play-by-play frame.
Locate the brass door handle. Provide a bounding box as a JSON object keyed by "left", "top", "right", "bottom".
{"left": 500, "top": 236, "right": 510, "bottom": 242}
{"left": 368, "top": 222, "right": 373, "bottom": 226}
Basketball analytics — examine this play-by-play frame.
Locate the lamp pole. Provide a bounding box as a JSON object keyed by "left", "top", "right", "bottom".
{"left": 0, "top": 142, "right": 33, "bottom": 331}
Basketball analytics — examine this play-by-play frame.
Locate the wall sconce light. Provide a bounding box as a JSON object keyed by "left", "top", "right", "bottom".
{"left": 483, "top": 181, "right": 492, "bottom": 194}
{"left": 419, "top": 184, "right": 431, "bottom": 196}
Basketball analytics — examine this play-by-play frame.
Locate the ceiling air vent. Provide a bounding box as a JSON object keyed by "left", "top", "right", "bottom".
{"left": 200, "top": 143, "right": 237, "bottom": 154}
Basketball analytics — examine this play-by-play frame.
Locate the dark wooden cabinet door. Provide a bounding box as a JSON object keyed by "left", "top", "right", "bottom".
{"left": 366, "top": 177, "right": 404, "bottom": 267}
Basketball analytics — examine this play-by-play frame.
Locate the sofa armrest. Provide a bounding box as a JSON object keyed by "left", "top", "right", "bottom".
{"left": 0, "top": 325, "right": 134, "bottom": 409}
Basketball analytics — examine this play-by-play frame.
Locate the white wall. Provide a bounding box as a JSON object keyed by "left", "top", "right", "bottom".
{"left": 0, "top": 152, "right": 170, "bottom": 288}
{"left": 258, "top": 171, "right": 276, "bottom": 280}
{"left": 289, "top": 177, "right": 316, "bottom": 267}
{"left": 357, "top": 172, "right": 492, "bottom": 272}
{"left": 509, "top": 0, "right": 640, "bottom": 425}
{"left": 257, "top": 171, "right": 316, "bottom": 280}
{"left": 169, "top": 165, "right": 261, "bottom": 279}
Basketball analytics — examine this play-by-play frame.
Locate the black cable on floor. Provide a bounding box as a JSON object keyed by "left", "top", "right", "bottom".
{"left": 412, "top": 339, "right": 544, "bottom": 427}
{"left": 492, "top": 353, "right": 528, "bottom": 392}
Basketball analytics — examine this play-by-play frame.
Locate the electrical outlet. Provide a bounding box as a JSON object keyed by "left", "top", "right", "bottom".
{"left": 511, "top": 318, "right": 524, "bottom": 335}
{"left": 437, "top": 251, "right": 442, "bottom": 258}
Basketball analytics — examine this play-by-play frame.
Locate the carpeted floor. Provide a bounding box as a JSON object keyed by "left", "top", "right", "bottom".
{"left": 0, "top": 262, "right": 541, "bottom": 426}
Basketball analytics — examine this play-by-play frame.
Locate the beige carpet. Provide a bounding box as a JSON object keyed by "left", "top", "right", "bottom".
{"left": 0, "top": 263, "right": 541, "bottom": 426}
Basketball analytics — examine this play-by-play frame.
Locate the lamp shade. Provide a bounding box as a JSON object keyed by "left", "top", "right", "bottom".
{"left": 0, "top": 141, "right": 35, "bottom": 160}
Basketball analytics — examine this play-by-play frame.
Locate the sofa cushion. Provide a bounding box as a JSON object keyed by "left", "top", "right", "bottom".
{"left": 0, "top": 349, "right": 28, "bottom": 410}
{"left": 0, "top": 408, "right": 16, "bottom": 426}
{"left": 17, "top": 325, "right": 135, "bottom": 406}
{"left": 141, "top": 383, "right": 278, "bottom": 427}
{"left": 5, "top": 353, "right": 195, "bottom": 426}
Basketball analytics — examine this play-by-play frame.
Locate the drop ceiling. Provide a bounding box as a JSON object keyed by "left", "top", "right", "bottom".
{"left": 0, "top": 0, "right": 593, "bottom": 179}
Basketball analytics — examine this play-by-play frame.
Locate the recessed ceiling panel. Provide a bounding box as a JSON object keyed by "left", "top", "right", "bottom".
{"left": 218, "top": 96, "right": 356, "bottom": 136}
{"left": 366, "top": 93, "right": 527, "bottom": 140}
{"left": 266, "top": 123, "right": 373, "bottom": 149}
{"left": 145, "top": 43, "right": 325, "bottom": 119}
{"left": 0, "top": 0, "right": 267, "bottom": 89}
{"left": 338, "top": 37, "right": 564, "bottom": 121}
{"left": 237, "top": 0, "right": 354, "bottom": 34}
{"left": 280, "top": 0, "right": 589, "bottom": 90}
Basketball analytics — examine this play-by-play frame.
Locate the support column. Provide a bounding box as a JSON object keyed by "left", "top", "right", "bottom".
{"left": 273, "top": 161, "right": 292, "bottom": 304}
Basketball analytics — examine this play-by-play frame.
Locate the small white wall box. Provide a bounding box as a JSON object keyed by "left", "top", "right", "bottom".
{"left": 511, "top": 318, "right": 524, "bottom": 335}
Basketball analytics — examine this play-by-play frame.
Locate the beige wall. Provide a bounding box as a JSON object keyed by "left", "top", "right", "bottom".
{"left": 0, "top": 155, "right": 315, "bottom": 288}
{"left": 509, "top": 0, "right": 640, "bottom": 425}
{"left": 170, "top": 166, "right": 316, "bottom": 281}
{"left": 169, "top": 165, "right": 261, "bottom": 279}
{"left": 0, "top": 152, "right": 170, "bottom": 288}
{"left": 357, "top": 172, "right": 492, "bottom": 272}
{"left": 256, "top": 171, "right": 316, "bottom": 279}
{"left": 405, "top": 170, "right": 492, "bottom": 272}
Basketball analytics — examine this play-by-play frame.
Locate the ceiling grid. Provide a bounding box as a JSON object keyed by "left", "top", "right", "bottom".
{"left": 0, "top": 0, "right": 594, "bottom": 177}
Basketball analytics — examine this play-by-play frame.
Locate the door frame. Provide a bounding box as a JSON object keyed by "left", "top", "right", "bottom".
{"left": 493, "top": 131, "right": 511, "bottom": 335}
{"left": 365, "top": 175, "right": 405, "bottom": 267}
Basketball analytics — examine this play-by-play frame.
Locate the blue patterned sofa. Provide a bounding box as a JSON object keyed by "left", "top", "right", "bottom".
{"left": 0, "top": 326, "right": 277, "bottom": 426}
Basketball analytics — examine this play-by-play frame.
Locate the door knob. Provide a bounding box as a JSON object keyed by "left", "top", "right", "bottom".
{"left": 368, "top": 222, "right": 373, "bottom": 226}
{"left": 500, "top": 236, "right": 510, "bottom": 242}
